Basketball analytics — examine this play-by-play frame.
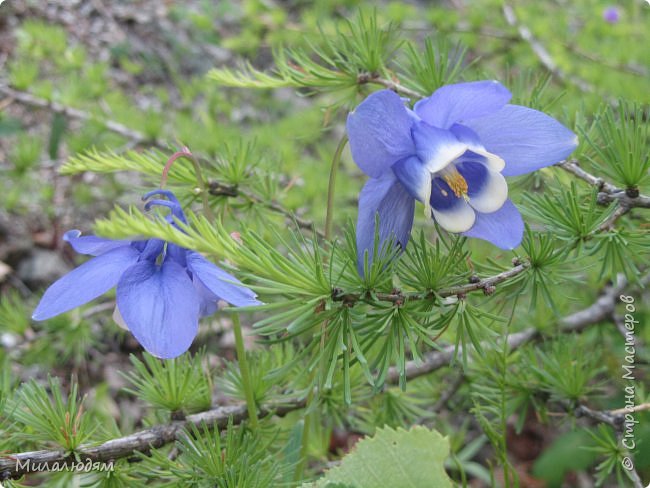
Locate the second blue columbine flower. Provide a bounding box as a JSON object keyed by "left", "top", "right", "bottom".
{"left": 347, "top": 80, "right": 578, "bottom": 270}
{"left": 32, "top": 189, "right": 260, "bottom": 359}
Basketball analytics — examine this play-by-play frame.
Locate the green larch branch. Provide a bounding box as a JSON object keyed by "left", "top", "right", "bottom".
{"left": 333, "top": 261, "right": 530, "bottom": 306}
{"left": 0, "top": 274, "right": 630, "bottom": 480}
{"left": 557, "top": 159, "right": 650, "bottom": 230}
{"left": 208, "top": 180, "right": 324, "bottom": 237}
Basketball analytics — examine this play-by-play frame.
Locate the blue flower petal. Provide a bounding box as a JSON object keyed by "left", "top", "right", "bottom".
{"left": 462, "top": 199, "right": 524, "bottom": 249}
{"left": 138, "top": 239, "right": 165, "bottom": 261}
{"left": 166, "top": 243, "right": 188, "bottom": 267}
{"left": 63, "top": 230, "right": 131, "bottom": 256}
{"left": 32, "top": 246, "right": 141, "bottom": 320}
{"left": 414, "top": 81, "right": 511, "bottom": 129}
{"left": 457, "top": 161, "right": 508, "bottom": 213}
{"left": 145, "top": 200, "right": 188, "bottom": 224}
{"left": 185, "top": 251, "right": 261, "bottom": 308}
{"left": 412, "top": 121, "right": 468, "bottom": 173}
{"left": 463, "top": 105, "right": 578, "bottom": 176}
{"left": 346, "top": 90, "right": 415, "bottom": 178}
{"left": 143, "top": 189, "right": 188, "bottom": 223}
{"left": 356, "top": 173, "right": 415, "bottom": 273}
{"left": 430, "top": 176, "right": 460, "bottom": 210}
{"left": 392, "top": 156, "right": 431, "bottom": 204}
{"left": 449, "top": 124, "right": 505, "bottom": 171}
{"left": 192, "top": 276, "right": 222, "bottom": 317}
{"left": 116, "top": 259, "right": 200, "bottom": 359}
{"left": 142, "top": 189, "right": 182, "bottom": 205}
{"left": 429, "top": 177, "right": 476, "bottom": 233}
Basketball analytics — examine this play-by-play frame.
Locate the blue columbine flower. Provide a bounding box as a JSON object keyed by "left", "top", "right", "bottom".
{"left": 32, "top": 189, "right": 260, "bottom": 359}
{"left": 346, "top": 81, "right": 578, "bottom": 271}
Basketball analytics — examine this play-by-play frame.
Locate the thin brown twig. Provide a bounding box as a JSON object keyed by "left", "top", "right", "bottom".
{"left": 356, "top": 72, "right": 424, "bottom": 99}
{"left": 557, "top": 160, "right": 619, "bottom": 193}
{"left": 563, "top": 43, "right": 649, "bottom": 78}
{"left": 433, "top": 374, "right": 465, "bottom": 411}
{"left": 502, "top": 4, "right": 595, "bottom": 94}
{"left": 609, "top": 402, "right": 650, "bottom": 417}
{"left": 596, "top": 192, "right": 650, "bottom": 209}
{"left": 0, "top": 83, "right": 164, "bottom": 148}
{"left": 333, "top": 261, "right": 530, "bottom": 306}
{"left": 208, "top": 181, "right": 324, "bottom": 237}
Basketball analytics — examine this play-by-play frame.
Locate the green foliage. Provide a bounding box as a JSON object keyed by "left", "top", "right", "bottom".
{"left": 16, "top": 19, "right": 68, "bottom": 58}
{"left": 303, "top": 426, "right": 453, "bottom": 488}
{"left": 138, "top": 420, "right": 290, "bottom": 487}
{"left": 450, "top": 301, "right": 503, "bottom": 367}
{"left": 532, "top": 430, "right": 598, "bottom": 487}
{"left": 527, "top": 337, "right": 604, "bottom": 402}
{"left": 61, "top": 148, "right": 196, "bottom": 184}
{"left": 582, "top": 102, "right": 650, "bottom": 189}
{"left": 469, "top": 313, "right": 523, "bottom": 486}
{"left": 0, "top": 291, "right": 31, "bottom": 335}
{"left": 398, "top": 232, "right": 469, "bottom": 291}
{"left": 0, "top": 355, "right": 18, "bottom": 453}
{"left": 7, "top": 376, "right": 95, "bottom": 450}
{"left": 23, "top": 312, "right": 96, "bottom": 367}
{"left": 218, "top": 345, "right": 303, "bottom": 407}
{"left": 401, "top": 38, "right": 469, "bottom": 95}
{"left": 589, "top": 228, "right": 647, "bottom": 283}
{"left": 8, "top": 59, "right": 40, "bottom": 90}
{"left": 354, "top": 385, "right": 433, "bottom": 433}
{"left": 584, "top": 425, "right": 634, "bottom": 487}
{"left": 517, "top": 231, "right": 580, "bottom": 311}
{"left": 122, "top": 352, "right": 212, "bottom": 416}
{"left": 75, "top": 466, "right": 141, "bottom": 488}
{"left": 507, "top": 71, "right": 564, "bottom": 112}
{"left": 10, "top": 134, "right": 43, "bottom": 176}
{"left": 523, "top": 183, "right": 613, "bottom": 244}
{"left": 0, "top": 113, "right": 23, "bottom": 136}
{"left": 208, "top": 10, "right": 400, "bottom": 103}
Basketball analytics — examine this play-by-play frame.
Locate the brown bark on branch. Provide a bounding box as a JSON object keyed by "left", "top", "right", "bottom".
{"left": 0, "top": 402, "right": 303, "bottom": 479}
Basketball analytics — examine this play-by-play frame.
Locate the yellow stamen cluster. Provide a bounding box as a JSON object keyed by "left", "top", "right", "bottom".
{"left": 443, "top": 169, "right": 469, "bottom": 198}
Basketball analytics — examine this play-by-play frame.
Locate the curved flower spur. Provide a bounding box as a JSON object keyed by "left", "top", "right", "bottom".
{"left": 347, "top": 80, "right": 578, "bottom": 272}
{"left": 32, "top": 189, "right": 260, "bottom": 359}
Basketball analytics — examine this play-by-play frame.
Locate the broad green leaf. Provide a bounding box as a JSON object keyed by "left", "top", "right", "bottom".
{"left": 303, "top": 426, "right": 453, "bottom": 488}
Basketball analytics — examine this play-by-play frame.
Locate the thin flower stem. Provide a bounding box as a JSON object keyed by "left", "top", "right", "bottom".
{"left": 501, "top": 295, "right": 520, "bottom": 488}
{"left": 325, "top": 135, "right": 348, "bottom": 240}
{"left": 294, "top": 320, "right": 328, "bottom": 482}
{"left": 160, "top": 150, "right": 191, "bottom": 188}
{"left": 294, "top": 389, "right": 314, "bottom": 483}
{"left": 186, "top": 149, "right": 216, "bottom": 222}
{"left": 231, "top": 313, "right": 259, "bottom": 430}
{"left": 160, "top": 147, "right": 215, "bottom": 221}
